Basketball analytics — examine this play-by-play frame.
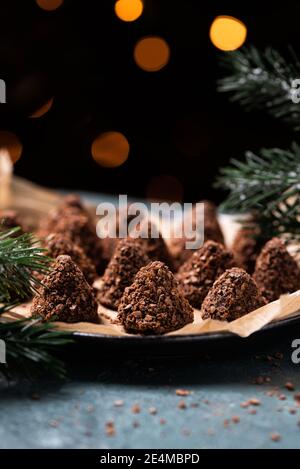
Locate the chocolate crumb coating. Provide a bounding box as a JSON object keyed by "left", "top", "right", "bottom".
{"left": 48, "top": 213, "right": 104, "bottom": 273}
{"left": 98, "top": 237, "right": 150, "bottom": 310}
{"left": 0, "top": 210, "right": 24, "bottom": 235}
{"left": 201, "top": 267, "right": 266, "bottom": 322}
{"left": 31, "top": 255, "right": 98, "bottom": 323}
{"left": 118, "top": 261, "right": 194, "bottom": 335}
{"left": 38, "top": 194, "right": 91, "bottom": 238}
{"left": 232, "top": 225, "right": 264, "bottom": 273}
{"left": 130, "top": 220, "right": 175, "bottom": 271}
{"left": 170, "top": 200, "right": 224, "bottom": 269}
{"left": 253, "top": 238, "right": 300, "bottom": 302}
{"left": 177, "top": 240, "right": 235, "bottom": 309}
{"left": 44, "top": 233, "right": 97, "bottom": 284}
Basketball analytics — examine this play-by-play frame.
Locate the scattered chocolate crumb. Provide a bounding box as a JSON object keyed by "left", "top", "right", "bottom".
{"left": 253, "top": 238, "right": 300, "bottom": 302}
{"left": 231, "top": 416, "right": 240, "bottom": 424}
{"left": 31, "top": 255, "right": 99, "bottom": 323}
{"left": 178, "top": 400, "right": 187, "bottom": 410}
{"left": 98, "top": 238, "right": 149, "bottom": 310}
{"left": 131, "top": 403, "right": 141, "bottom": 414}
{"left": 223, "top": 419, "right": 230, "bottom": 428}
{"left": 159, "top": 418, "right": 166, "bottom": 425}
{"left": 278, "top": 394, "right": 287, "bottom": 401}
{"left": 289, "top": 408, "right": 297, "bottom": 415}
{"left": 175, "top": 389, "right": 191, "bottom": 396}
{"left": 49, "top": 419, "right": 59, "bottom": 428}
{"left": 201, "top": 267, "right": 266, "bottom": 322}
{"left": 240, "top": 401, "right": 249, "bottom": 408}
{"left": 294, "top": 393, "right": 300, "bottom": 405}
{"left": 118, "top": 261, "right": 194, "bottom": 335}
{"left": 149, "top": 407, "right": 157, "bottom": 415}
{"left": 285, "top": 381, "right": 295, "bottom": 391}
{"left": 270, "top": 432, "right": 281, "bottom": 442}
{"left": 105, "top": 421, "right": 115, "bottom": 437}
{"left": 248, "top": 409, "right": 257, "bottom": 415}
{"left": 114, "top": 399, "right": 124, "bottom": 407}
{"left": 249, "top": 398, "right": 261, "bottom": 406}
{"left": 44, "top": 233, "right": 97, "bottom": 284}
{"left": 177, "top": 241, "right": 235, "bottom": 309}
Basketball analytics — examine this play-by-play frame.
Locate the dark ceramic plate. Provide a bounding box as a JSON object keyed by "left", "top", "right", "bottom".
{"left": 71, "top": 313, "right": 300, "bottom": 357}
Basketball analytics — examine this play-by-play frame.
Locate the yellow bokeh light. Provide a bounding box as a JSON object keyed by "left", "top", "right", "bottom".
{"left": 91, "top": 131, "right": 129, "bottom": 168}
{"left": 115, "top": 0, "right": 143, "bottom": 22}
{"left": 36, "top": 0, "right": 64, "bottom": 11}
{"left": 134, "top": 36, "right": 170, "bottom": 72}
{"left": 29, "top": 97, "right": 54, "bottom": 118}
{"left": 0, "top": 131, "right": 23, "bottom": 164}
{"left": 209, "top": 16, "right": 247, "bottom": 51}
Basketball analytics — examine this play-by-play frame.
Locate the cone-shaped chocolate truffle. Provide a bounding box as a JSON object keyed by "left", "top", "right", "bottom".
{"left": 118, "top": 261, "right": 194, "bottom": 334}
{"left": 177, "top": 240, "right": 235, "bottom": 309}
{"left": 98, "top": 238, "right": 149, "bottom": 310}
{"left": 0, "top": 210, "right": 24, "bottom": 235}
{"left": 38, "top": 194, "right": 91, "bottom": 238}
{"left": 232, "top": 225, "right": 264, "bottom": 273}
{"left": 31, "top": 255, "right": 98, "bottom": 323}
{"left": 201, "top": 267, "right": 266, "bottom": 322}
{"left": 44, "top": 233, "right": 97, "bottom": 285}
{"left": 130, "top": 220, "right": 175, "bottom": 271}
{"left": 170, "top": 200, "right": 224, "bottom": 269}
{"left": 253, "top": 238, "right": 300, "bottom": 302}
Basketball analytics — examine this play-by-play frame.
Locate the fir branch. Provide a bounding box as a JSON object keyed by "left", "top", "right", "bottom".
{"left": 0, "top": 318, "right": 73, "bottom": 379}
{"left": 0, "top": 228, "right": 51, "bottom": 306}
{"left": 218, "top": 45, "right": 300, "bottom": 131}
{"left": 215, "top": 142, "right": 300, "bottom": 242}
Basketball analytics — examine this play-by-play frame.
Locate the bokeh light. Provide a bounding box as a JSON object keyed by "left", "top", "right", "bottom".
{"left": 91, "top": 131, "right": 129, "bottom": 168}
{"left": 0, "top": 131, "right": 23, "bottom": 163}
{"left": 36, "top": 0, "right": 64, "bottom": 10}
{"left": 209, "top": 16, "right": 247, "bottom": 51}
{"left": 134, "top": 36, "right": 170, "bottom": 72}
{"left": 29, "top": 97, "right": 54, "bottom": 118}
{"left": 114, "top": 0, "right": 143, "bottom": 22}
{"left": 146, "top": 175, "right": 183, "bottom": 202}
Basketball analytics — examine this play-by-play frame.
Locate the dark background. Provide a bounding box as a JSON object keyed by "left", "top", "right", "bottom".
{"left": 0, "top": 0, "right": 299, "bottom": 203}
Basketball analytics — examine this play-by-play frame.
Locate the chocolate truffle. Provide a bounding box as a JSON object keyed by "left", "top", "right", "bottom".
{"left": 201, "top": 267, "right": 266, "bottom": 322}
{"left": 44, "top": 233, "right": 97, "bottom": 284}
{"left": 98, "top": 237, "right": 149, "bottom": 310}
{"left": 31, "top": 255, "right": 98, "bottom": 323}
{"left": 118, "top": 261, "right": 194, "bottom": 335}
{"left": 253, "top": 238, "right": 300, "bottom": 302}
{"left": 130, "top": 220, "right": 175, "bottom": 271}
{"left": 177, "top": 240, "right": 235, "bottom": 309}
{"left": 170, "top": 200, "right": 224, "bottom": 269}
{"left": 232, "top": 225, "right": 264, "bottom": 273}
{"left": 0, "top": 210, "right": 24, "bottom": 235}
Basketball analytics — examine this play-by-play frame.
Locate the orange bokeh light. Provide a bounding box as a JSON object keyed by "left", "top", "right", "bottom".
{"left": 91, "top": 131, "right": 129, "bottom": 168}
{"left": 209, "top": 16, "right": 247, "bottom": 51}
{"left": 134, "top": 36, "right": 170, "bottom": 72}
{"left": 0, "top": 131, "right": 23, "bottom": 164}
{"left": 36, "top": 0, "right": 64, "bottom": 11}
{"left": 115, "top": 0, "right": 143, "bottom": 22}
{"left": 29, "top": 97, "right": 54, "bottom": 118}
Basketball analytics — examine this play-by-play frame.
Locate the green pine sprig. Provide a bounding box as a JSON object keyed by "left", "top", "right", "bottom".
{"left": 215, "top": 142, "right": 300, "bottom": 242}
{"left": 218, "top": 45, "right": 300, "bottom": 131}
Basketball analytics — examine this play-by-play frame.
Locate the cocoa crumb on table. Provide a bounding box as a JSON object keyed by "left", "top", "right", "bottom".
{"left": 270, "top": 432, "right": 281, "bottom": 442}
{"left": 285, "top": 381, "right": 295, "bottom": 391}
{"left": 175, "top": 389, "right": 191, "bottom": 396}
{"left": 177, "top": 400, "right": 187, "bottom": 410}
{"left": 131, "top": 404, "right": 141, "bottom": 414}
{"left": 105, "top": 421, "right": 116, "bottom": 437}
